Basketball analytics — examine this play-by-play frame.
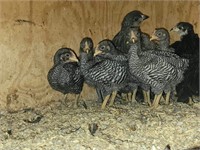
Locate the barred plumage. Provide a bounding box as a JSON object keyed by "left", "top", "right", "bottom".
{"left": 47, "top": 48, "right": 84, "bottom": 107}
{"left": 136, "top": 27, "right": 189, "bottom": 98}
{"left": 128, "top": 27, "right": 189, "bottom": 108}
{"left": 79, "top": 37, "right": 106, "bottom": 103}
{"left": 80, "top": 39, "right": 128, "bottom": 109}
{"left": 111, "top": 11, "right": 153, "bottom": 103}
{"left": 149, "top": 28, "right": 189, "bottom": 95}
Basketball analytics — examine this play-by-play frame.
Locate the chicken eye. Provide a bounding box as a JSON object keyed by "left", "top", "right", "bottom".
{"left": 100, "top": 45, "right": 106, "bottom": 50}
{"left": 157, "top": 32, "right": 162, "bottom": 36}
{"left": 134, "top": 17, "right": 139, "bottom": 21}
{"left": 178, "top": 26, "right": 183, "bottom": 30}
{"left": 182, "top": 28, "right": 186, "bottom": 32}
{"left": 65, "top": 53, "right": 70, "bottom": 57}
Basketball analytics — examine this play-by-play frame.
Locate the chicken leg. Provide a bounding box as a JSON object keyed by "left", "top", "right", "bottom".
{"left": 165, "top": 91, "right": 171, "bottom": 105}
{"left": 109, "top": 91, "right": 117, "bottom": 106}
{"left": 101, "top": 95, "right": 111, "bottom": 109}
{"left": 131, "top": 88, "right": 138, "bottom": 103}
{"left": 151, "top": 92, "right": 163, "bottom": 109}
{"left": 74, "top": 94, "right": 81, "bottom": 108}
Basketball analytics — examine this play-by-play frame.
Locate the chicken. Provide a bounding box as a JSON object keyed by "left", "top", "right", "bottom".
{"left": 150, "top": 28, "right": 175, "bottom": 53}
{"left": 80, "top": 39, "right": 129, "bottom": 109}
{"left": 79, "top": 37, "right": 94, "bottom": 61}
{"left": 112, "top": 10, "right": 155, "bottom": 104}
{"left": 79, "top": 37, "right": 105, "bottom": 103}
{"left": 47, "top": 48, "right": 84, "bottom": 107}
{"left": 170, "top": 22, "right": 199, "bottom": 56}
{"left": 128, "top": 27, "right": 189, "bottom": 108}
{"left": 150, "top": 28, "right": 189, "bottom": 105}
{"left": 170, "top": 22, "right": 199, "bottom": 103}
{"left": 112, "top": 10, "right": 155, "bottom": 54}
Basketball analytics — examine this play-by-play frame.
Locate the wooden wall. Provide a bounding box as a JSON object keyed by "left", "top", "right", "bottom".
{"left": 0, "top": 1, "right": 199, "bottom": 111}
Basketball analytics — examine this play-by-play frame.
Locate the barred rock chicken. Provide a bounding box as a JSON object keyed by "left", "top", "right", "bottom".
{"left": 90, "top": 40, "right": 138, "bottom": 104}
{"left": 112, "top": 10, "right": 155, "bottom": 54}
{"left": 112, "top": 10, "right": 155, "bottom": 104}
{"left": 80, "top": 39, "right": 128, "bottom": 109}
{"left": 149, "top": 27, "right": 189, "bottom": 103}
{"left": 96, "top": 48, "right": 139, "bottom": 103}
{"left": 79, "top": 37, "right": 105, "bottom": 103}
{"left": 79, "top": 37, "right": 94, "bottom": 61}
{"left": 150, "top": 28, "right": 175, "bottom": 53}
{"left": 170, "top": 22, "right": 199, "bottom": 103}
{"left": 47, "top": 48, "right": 84, "bottom": 107}
{"left": 128, "top": 27, "right": 189, "bottom": 108}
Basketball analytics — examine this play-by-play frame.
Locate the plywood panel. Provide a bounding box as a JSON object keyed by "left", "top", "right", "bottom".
{"left": 0, "top": 1, "right": 199, "bottom": 110}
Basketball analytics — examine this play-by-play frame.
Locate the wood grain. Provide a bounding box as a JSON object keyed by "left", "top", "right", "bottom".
{"left": 0, "top": 1, "right": 199, "bottom": 110}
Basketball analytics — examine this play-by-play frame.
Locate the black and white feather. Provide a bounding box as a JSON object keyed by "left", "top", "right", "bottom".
{"left": 128, "top": 27, "right": 189, "bottom": 108}
{"left": 47, "top": 48, "right": 84, "bottom": 98}
{"left": 80, "top": 39, "right": 129, "bottom": 108}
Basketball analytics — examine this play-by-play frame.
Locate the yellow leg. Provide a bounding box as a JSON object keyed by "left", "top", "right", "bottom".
{"left": 143, "top": 90, "right": 147, "bottom": 103}
{"left": 188, "top": 97, "right": 194, "bottom": 105}
{"left": 143, "top": 90, "right": 151, "bottom": 106}
{"left": 62, "top": 94, "right": 68, "bottom": 105}
{"left": 152, "top": 94, "right": 157, "bottom": 106}
{"left": 151, "top": 92, "right": 163, "bottom": 109}
{"left": 165, "top": 91, "right": 171, "bottom": 105}
{"left": 109, "top": 91, "right": 117, "bottom": 106}
{"left": 127, "top": 92, "right": 132, "bottom": 101}
{"left": 74, "top": 94, "right": 80, "bottom": 108}
{"left": 146, "top": 90, "right": 151, "bottom": 106}
{"left": 131, "top": 88, "right": 138, "bottom": 103}
{"left": 155, "top": 93, "right": 163, "bottom": 107}
{"left": 101, "top": 95, "right": 111, "bottom": 109}
{"left": 64, "top": 94, "right": 68, "bottom": 101}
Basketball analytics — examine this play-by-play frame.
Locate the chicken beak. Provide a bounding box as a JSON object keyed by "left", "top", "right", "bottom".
{"left": 69, "top": 55, "right": 79, "bottom": 62}
{"left": 170, "top": 26, "right": 179, "bottom": 32}
{"left": 84, "top": 41, "right": 90, "bottom": 53}
{"left": 85, "top": 49, "right": 89, "bottom": 53}
{"left": 150, "top": 34, "right": 159, "bottom": 41}
{"left": 141, "top": 14, "right": 149, "bottom": 20}
{"left": 94, "top": 49, "right": 102, "bottom": 57}
{"left": 130, "top": 30, "right": 137, "bottom": 43}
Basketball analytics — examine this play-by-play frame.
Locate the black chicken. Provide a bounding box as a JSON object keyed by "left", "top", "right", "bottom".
{"left": 112, "top": 10, "right": 155, "bottom": 54}
{"left": 47, "top": 48, "right": 84, "bottom": 107}
{"left": 80, "top": 39, "right": 128, "bottom": 109}
{"left": 170, "top": 22, "right": 199, "bottom": 103}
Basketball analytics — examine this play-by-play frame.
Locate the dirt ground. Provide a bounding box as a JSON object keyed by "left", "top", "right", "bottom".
{"left": 0, "top": 97, "right": 200, "bottom": 150}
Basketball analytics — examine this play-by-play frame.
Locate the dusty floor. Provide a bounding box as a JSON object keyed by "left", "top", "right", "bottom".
{"left": 0, "top": 97, "right": 200, "bottom": 150}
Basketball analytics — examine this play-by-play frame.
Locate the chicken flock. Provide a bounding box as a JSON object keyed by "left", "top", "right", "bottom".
{"left": 47, "top": 10, "right": 199, "bottom": 109}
